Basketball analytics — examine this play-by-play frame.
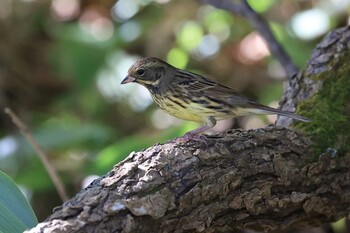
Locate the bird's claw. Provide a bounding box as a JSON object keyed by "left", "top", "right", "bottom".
{"left": 168, "top": 132, "right": 200, "bottom": 143}
{"left": 169, "top": 132, "right": 211, "bottom": 145}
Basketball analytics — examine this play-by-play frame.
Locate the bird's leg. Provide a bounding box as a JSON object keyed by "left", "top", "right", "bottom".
{"left": 180, "top": 125, "right": 211, "bottom": 141}
{"left": 175, "top": 117, "right": 216, "bottom": 143}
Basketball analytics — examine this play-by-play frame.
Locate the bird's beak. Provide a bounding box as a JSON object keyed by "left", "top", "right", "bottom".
{"left": 121, "top": 75, "right": 136, "bottom": 84}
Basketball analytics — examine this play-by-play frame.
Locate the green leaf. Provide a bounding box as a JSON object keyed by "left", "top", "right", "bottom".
{"left": 0, "top": 170, "right": 37, "bottom": 232}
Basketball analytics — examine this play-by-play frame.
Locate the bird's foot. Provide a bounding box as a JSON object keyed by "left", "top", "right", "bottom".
{"left": 169, "top": 124, "right": 212, "bottom": 144}
{"left": 169, "top": 132, "right": 201, "bottom": 143}
{"left": 179, "top": 132, "right": 200, "bottom": 143}
{"left": 173, "top": 133, "right": 212, "bottom": 145}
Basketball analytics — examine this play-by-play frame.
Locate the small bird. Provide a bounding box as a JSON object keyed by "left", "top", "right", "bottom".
{"left": 121, "top": 57, "right": 310, "bottom": 142}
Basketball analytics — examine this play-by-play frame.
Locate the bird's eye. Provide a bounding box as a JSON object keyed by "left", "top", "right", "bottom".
{"left": 137, "top": 69, "right": 145, "bottom": 76}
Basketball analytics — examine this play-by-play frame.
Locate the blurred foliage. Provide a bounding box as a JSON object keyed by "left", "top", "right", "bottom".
{"left": 0, "top": 0, "right": 349, "bottom": 222}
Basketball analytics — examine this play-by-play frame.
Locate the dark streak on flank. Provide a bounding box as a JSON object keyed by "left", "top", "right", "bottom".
{"left": 207, "top": 105, "right": 231, "bottom": 113}
{"left": 206, "top": 105, "right": 222, "bottom": 110}
{"left": 221, "top": 109, "right": 231, "bottom": 114}
{"left": 168, "top": 96, "right": 186, "bottom": 109}
{"left": 191, "top": 99, "right": 209, "bottom": 105}
{"left": 172, "top": 94, "right": 190, "bottom": 104}
{"left": 168, "top": 85, "right": 191, "bottom": 104}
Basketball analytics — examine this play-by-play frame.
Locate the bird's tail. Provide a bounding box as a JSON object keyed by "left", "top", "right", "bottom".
{"left": 246, "top": 105, "right": 311, "bottom": 122}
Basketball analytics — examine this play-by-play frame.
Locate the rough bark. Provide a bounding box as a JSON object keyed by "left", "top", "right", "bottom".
{"left": 26, "top": 27, "right": 350, "bottom": 233}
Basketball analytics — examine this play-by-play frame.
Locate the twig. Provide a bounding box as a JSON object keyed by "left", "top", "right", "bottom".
{"left": 4, "top": 108, "right": 69, "bottom": 202}
{"left": 203, "top": 0, "right": 299, "bottom": 79}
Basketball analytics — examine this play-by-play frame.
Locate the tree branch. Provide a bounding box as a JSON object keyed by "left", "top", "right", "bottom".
{"left": 25, "top": 26, "right": 350, "bottom": 233}
{"left": 203, "top": 0, "right": 299, "bottom": 79}
{"left": 4, "top": 108, "right": 69, "bottom": 202}
{"left": 25, "top": 127, "right": 349, "bottom": 233}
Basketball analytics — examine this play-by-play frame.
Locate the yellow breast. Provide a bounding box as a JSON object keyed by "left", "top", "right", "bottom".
{"left": 151, "top": 95, "right": 202, "bottom": 122}
{"left": 151, "top": 94, "right": 232, "bottom": 123}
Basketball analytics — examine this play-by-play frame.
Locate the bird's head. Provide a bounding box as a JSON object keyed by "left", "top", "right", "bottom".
{"left": 121, "top": 57, "right": 174, "bottom": 89}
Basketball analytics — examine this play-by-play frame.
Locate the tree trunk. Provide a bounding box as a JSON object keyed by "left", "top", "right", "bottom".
{"left": 26, "top": 26, "right": 350, "bottom": 233}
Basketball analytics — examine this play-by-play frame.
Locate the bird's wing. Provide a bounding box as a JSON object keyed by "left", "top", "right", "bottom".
{"left": 175, "top": 69, "right": 252, "bottom": 107}
{"left": 174, "top": 69, "right": 311, "bottom": 122}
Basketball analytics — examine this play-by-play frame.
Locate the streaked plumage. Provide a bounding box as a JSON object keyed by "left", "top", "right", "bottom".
{"left": 121, "top": 57, "right": 310, "bottom": 141}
